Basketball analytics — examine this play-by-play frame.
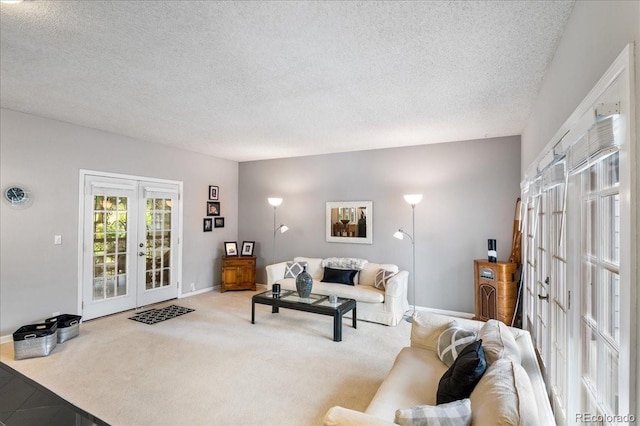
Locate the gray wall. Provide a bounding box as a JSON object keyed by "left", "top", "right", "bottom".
{"left": 239, "top": 136, "right": 521, "bottom": 314}
{"left": 0, "top": 108, "right": 238, "bottom": 336}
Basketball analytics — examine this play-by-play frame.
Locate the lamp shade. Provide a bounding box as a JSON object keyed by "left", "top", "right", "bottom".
{"left": 404, "top": 194, "right": 423, "bottom": 205}
{"left": 393, "top": 230, "right": 404, "bottom": 240}
{"left": 279, "top": 225, "right": 289, "bottom": 233}
{"left": 268, "top": 197, "right": 283, "bottom": 207}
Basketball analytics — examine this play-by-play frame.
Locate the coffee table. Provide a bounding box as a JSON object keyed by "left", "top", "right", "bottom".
{"left": 251, "top": 290, "right": 357, "bottom": 342}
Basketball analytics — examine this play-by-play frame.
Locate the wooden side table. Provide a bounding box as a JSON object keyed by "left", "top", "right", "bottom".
{"left": 221, "top": 256, "right": 256, "bottom": 292}
{"left": 473, "top": 259, "right": 518, "bottom": 325}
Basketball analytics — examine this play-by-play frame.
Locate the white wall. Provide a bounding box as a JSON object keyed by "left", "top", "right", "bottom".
{"left": 520, "top": 0, "right": 640, "bottom": 415}
{"left": 239, "top": 136, "right": 521, "bottom": 314}
{"left": 0, "top": 108, "right": 239, "bottom": 336}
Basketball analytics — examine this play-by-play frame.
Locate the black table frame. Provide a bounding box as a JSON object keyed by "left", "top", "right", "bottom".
{"left": 251, "top": 290, "right": 357, "bottom": 342}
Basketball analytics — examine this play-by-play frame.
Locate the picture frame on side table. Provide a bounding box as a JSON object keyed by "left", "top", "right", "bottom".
{"left": 224, "top": 241, "right": 238, "bottom": 256}
{"left": 207, "top": 201, "right": 221, "bottom": 216}
{"left": 203, "top": 218, "right": 212, "bottom": 232}
{"left": 209, "top": 185, "right": 219, "bottom": 200}
{"left": 241, "top": 241, "right": 255, "bottom": 256}
{"left": 214, "top": 217, "right": 225, "bottom": 228}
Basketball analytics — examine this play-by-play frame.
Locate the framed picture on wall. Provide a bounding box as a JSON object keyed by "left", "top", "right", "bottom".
{"left": 241, "top": 241, "right": 255, "bottom": 256}
{"left": 203, "top": 218, "right": 212, "bottom": 232}
{"left": 209, "top": 185, "right": 219, "bottom": 200}
{"left": 207, "top": 201, "right": 220, "bottom": 216}
{"left": 214, "top": 217, "right": 225, "bottom": 228}
{"left": 224, "top": 241, "right": 238, "bottom": 257}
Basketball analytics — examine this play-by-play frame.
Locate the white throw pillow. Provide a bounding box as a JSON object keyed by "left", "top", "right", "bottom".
{"left": 283, "top": 261, "right": 307, "bottom": 279}
{"left": 293, "top": 257, "right": 323, "bottom": 280}
{"left": 373, "top": 268, "right": 396, "bottom": 290}
{"left": 411, "top": 313, "right": 457, "bottom": 352}
{"left": 395, "top": 399, "right": 472, "bottom": 426}
{"left": 478, "top": 319, "right": 521, "bottom": 365}
{"left": 437, "top": 323, "right": 478, "bottom": 367}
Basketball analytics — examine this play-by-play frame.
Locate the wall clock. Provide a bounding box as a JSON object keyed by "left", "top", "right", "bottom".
{"left": 3, "top": 185, "right": 33, "bottom": 208}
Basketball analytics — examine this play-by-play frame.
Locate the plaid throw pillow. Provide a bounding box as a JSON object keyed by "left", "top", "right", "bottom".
{"left": 373, "top": 268, "right": 396, "bottom": 290}
{"left": 395, "top": 398, "right": 472, "bottom": 426}
{"left": 284, "top": 261, "right": 307, "bottom": 279}
{"left": 437, "top": 323, "right": 478, "bottom": 367}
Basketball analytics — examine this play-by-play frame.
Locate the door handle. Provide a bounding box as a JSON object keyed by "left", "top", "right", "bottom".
{"left": 139, "top": 251, "right": 145, "bottom": 256}
{"left": 538, "top": 294, "right": 549, "bottom": 301}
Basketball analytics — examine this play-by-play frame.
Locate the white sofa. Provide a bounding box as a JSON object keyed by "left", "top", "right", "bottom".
{"left": 323, "top": 312, "right": 555, "bottom": 425}
{"left": 266, "top": 257, "right": 409, "bottom": 326}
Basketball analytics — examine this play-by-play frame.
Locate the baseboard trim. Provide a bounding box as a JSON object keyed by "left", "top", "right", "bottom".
{"left": 179, "top": 286, "right": 215, "bottom": 298}
{"left": 415, "top": 305, "right": 475, "bottom": 319}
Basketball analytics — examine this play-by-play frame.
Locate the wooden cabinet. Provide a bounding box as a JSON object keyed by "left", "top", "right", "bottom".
{"left": 473, "top": 259, "right": 518, "bottom": 325}
{"left": 221, "top": 256, "right": 256, "bottom": 292}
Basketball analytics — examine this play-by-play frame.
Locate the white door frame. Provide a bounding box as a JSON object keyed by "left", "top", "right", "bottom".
{"left": 77, "top": 169, "right": 184, "bottom": 317}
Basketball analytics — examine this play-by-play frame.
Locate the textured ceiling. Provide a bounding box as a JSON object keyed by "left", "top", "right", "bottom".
{"left": 0, "top": 1, "right": 574, "bottom": 162}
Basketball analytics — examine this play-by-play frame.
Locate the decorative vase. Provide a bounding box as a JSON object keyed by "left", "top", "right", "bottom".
{"left": 296, "top": 265, "right": 313, "bottom": 298}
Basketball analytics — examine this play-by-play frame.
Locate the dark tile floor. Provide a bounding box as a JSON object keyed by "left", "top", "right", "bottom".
{"left": 0, "top": 362, "right": 108, "bottom": 426}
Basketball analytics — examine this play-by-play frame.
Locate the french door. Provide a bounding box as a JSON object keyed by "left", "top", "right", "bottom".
{"left": 82, "top": 174, "right": 181, "bottom": 320}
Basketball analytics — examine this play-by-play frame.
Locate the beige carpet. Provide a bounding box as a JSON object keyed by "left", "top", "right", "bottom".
{"left": 0, "top": 287, "right": 411, "bottom": 425}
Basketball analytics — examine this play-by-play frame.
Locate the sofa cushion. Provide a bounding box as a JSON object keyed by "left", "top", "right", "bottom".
{"left": 436, "top": 340, "right": 487, "bottom": 405}
{"left": 394, "top": 399, "right": 472, "bottom": 426}
{"left": 365, "top": 347, "right": 446, "bottom": 421}
{"left": 437, "top": 322, "right": 477, "bottom": 367}
{"left": 294, "top": 257, "right": 324, "bottom": 280}
{"left": 373, "top": 269, "right": 396, "bottom": 290}
{"left": 478, "top": 319, "right": 521, "bottom": 365}
{"left": 321, "top": 267, "right": 358, "bottom": 285}
{"left": 469, "top": 358, "right": 540, "bottom": 426}
{"left": 283, "top": 261, "right": 307, "bottom": 279}
{"left": 359, "top": 262, "right": 399, "bottom": 286}
{"left": 411, "top": 313, "right": 457, "bottom": 352}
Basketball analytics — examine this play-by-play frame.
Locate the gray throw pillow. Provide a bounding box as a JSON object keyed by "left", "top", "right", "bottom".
{"left": 373, "top": 268, "right": 396, "bottom": 290}
{"left": 395, "top": 398, "right": 472, "bottom": 426}
{"left": 284, "top": 261, "right": 307, "bottom": 279}
{"left": 437, "top": 323, "right": 477, "bottom": 367}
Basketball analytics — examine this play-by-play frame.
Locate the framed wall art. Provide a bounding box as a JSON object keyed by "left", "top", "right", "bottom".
{"left": 325, "top": 201, "right": 373, "bottom": 244}
{"left": 207, "top": 201, "right": 220, "bottom": 216}
{"left": 209, "top": 185, "right": 219, "bottom": 200}
{"left": 203, "top": 218, "right": 212, "bottom": 232}
{"left": 214, "top": 217, "right": 225, "bottom": 228}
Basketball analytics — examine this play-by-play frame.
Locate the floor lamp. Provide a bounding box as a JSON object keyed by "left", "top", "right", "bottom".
{"left": 394, "top": 194, "right": 423, "bottom": 323}
{"left": 268, "top": 197, "right": 288, "bottom": 264}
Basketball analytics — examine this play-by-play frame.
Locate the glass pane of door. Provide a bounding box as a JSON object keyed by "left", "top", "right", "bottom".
{"left": 92, "top": 195, "right": 129, "bottom": 300}
{"left": 145, "top": 198, "right": 172, "bottom": 290}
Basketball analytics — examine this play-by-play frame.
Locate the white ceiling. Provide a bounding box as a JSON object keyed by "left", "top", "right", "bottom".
{"left": 0, "top": 1, "right": 574, "bottom": 162}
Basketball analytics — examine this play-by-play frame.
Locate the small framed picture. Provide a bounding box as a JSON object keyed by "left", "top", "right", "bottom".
{"left": 224, "top": 241, "right": 238, "bottom": 257}
{"left": 203, "top": 218, "right": 212, "bottom": 232}
{"left": 209, "top": 185, "right": 219, "bottom": 201}
{"left": 207, "top": 201, "right": 220, "bottom": 216}
{"left": 241, "top": 241, "right": 255, "bottom": 256}
{"left": 214, "top": 217, "right": 225, "bottom": 228}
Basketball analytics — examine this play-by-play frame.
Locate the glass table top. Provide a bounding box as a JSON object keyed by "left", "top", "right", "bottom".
{"left": 258, "top": 289, "right": 350, "bottom": 307}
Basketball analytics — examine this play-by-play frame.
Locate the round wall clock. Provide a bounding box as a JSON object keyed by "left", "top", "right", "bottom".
{"left": 3, "top": 185, "right": 33, "bottom": 208}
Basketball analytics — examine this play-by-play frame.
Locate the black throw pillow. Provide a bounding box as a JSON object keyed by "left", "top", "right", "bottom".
{"left": 320, "top": 267, "right": 358, "bottom": 285}
{"left": 436, "top": 339, "right": 487, "bottom": 405}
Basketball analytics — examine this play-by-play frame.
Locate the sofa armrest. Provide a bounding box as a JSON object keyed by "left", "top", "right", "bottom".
{"left": 323, "top": 406, "right": 397, "bottom": 426}
{"left": 265, "top": 261, "right": 288, "bottom": 286}
{"left": 384, "top": 270, "right": 408, "bottom": 297}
